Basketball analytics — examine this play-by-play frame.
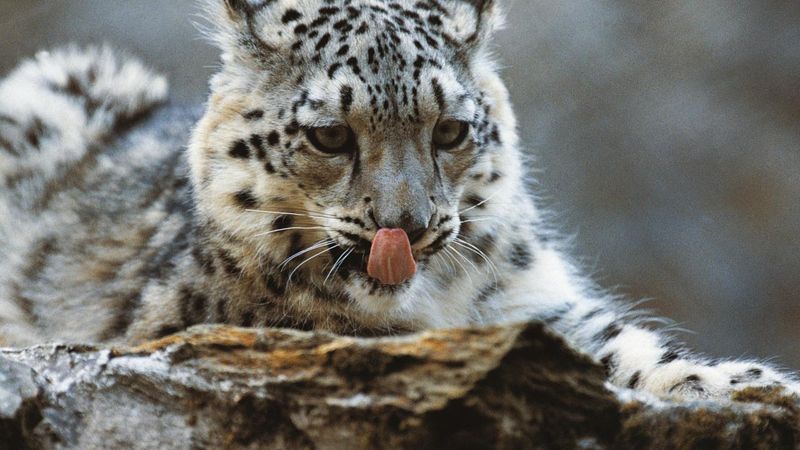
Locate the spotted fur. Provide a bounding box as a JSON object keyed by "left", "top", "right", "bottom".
{"left": 0, "top": 0, "right": 797, "bottom": 402}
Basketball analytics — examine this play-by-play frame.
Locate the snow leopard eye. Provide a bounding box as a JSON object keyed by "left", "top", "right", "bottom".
{"left": 306, "top": 125, "right": 356, "bottom": 155}
{"left": 432, "top": 120, "right": 470, "bottom": 150}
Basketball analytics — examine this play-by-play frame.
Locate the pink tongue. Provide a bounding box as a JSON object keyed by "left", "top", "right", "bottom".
{"left": 367, "top": 228, "right": 417, "bottom": 285}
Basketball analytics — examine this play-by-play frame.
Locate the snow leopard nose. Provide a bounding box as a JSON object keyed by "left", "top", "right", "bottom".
{"left": 367, "top": 146, "right": 433, "bottom": 245}
{"left": 372, "top": 210, "right": 431, "bottom": 245}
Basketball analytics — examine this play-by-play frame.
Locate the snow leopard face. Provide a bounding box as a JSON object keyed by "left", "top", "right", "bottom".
{"left": 190, "top": 0, "right": 511, "bottom": 316}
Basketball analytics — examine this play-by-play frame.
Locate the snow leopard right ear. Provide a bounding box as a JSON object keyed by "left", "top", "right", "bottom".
{"left": 200, "top": 0, "right": 259, "bottom": 55}
{"left": 203, "top": 0, "right": 325, "bottom": 64}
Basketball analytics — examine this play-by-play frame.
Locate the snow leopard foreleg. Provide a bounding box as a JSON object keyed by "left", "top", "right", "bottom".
{"left": 540, "top": 292, "right": 800, "bottom": 401}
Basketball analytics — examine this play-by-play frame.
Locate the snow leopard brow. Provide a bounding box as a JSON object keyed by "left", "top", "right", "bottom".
{"left": 216, "top": 0, "right": 503, "bottom": 54}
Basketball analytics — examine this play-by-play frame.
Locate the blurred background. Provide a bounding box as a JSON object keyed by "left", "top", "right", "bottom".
{"left": 1, "top": 0, "right": 798, "bottom": 367}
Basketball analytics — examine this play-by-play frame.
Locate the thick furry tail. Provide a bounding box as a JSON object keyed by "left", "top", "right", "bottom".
{"left": 0, "top": 46, "right": 168, "bottom": 346}
{"left": 0, "top": 45, "right": 168, "bottom": 204}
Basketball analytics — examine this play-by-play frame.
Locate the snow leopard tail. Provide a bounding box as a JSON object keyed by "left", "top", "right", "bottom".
{"left": 0, "top": 46, "right": 168, "bottom": 346}
{"left": 0, "top": 45, "right": 168, "bottom": 206}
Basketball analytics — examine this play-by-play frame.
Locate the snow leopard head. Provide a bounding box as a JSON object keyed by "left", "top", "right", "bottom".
{"left": 190, "top": 0, "right": 519, "bottom": 317}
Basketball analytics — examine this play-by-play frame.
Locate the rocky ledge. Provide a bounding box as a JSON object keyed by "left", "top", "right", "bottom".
{"left": 1, "top": 322, "right": 798, "bottom": 449}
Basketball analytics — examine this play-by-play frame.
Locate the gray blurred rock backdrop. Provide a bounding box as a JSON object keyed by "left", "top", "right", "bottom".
{"left": 1, "top": 0, "right": 798, "bottom": 367}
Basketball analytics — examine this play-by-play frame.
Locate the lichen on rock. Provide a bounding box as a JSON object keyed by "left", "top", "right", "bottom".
{"left": 0, "top": 322, "right": 798, "bottom": 449}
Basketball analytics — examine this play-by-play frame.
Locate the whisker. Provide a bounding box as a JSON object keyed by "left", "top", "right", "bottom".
{"left": 449, "top": 245, "right": 480, "bottom": 274}
{"left": 438, "top": 257, "right": 453, "bottom": 275}
{"left": 334, "top": 248, "right": 354, "bottom": 278}
{"left": 454, "top": 237, "right": 493, "bottom": 260}
{"left": 253, "top": 226, "right": 329, "bottom": 238}
{"left": 245, "top": 209, "right": 333, "bottom": 220}
{"left": 323, "top": 253, "right": 344, "bottom": 285}
{"left": 324, "top": 247, "right": 353, "bottom": 285}
{"left": 434, "top": 250, "right": 448, "bottom": 270}
{"left": 453, "top": 241, "right": 495, "bottom": 273}
{"left": 322, "top": 248, "right": 346, "bottom": 283}
{"left": 460, "top": 212, "right": 507, "bottom": 222}
{"left": 459, "top": 217, "right": 498, "bottom": 225}
{"left": 276, "top": 206, "right": 340, "bottom": 218}
{"left": 459, "top": 189, "right": 502, "bottom": 214}
{"left": 453, "top": 239, "right": 499, "bottom": 286}
{"left": 443, "top": 247, "right": 473, "bottom": 285}
{"left": 279, "top": 238, "right": 335, "bottom": 270}
{"left": 287, "top": 243, "right": 338, "bottom": 283}
{"left": 441, "top": 253, "right": 456, "bottom": 274}
{"left": 460, "top": 213, "right": 508, "bottom": 223}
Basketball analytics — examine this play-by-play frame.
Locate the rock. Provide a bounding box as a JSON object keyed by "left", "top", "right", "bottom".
{"left": 0, "top": 359, "right": 42, "bottom": 448}
{"left": 0, "top": 322, "right": 798, "bottom": 449}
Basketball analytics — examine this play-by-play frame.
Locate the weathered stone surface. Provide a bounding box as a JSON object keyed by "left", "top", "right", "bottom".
{"left": 0, "top": 358, "right": 42, "bottom": 448}
{"left": 0, "top": 322, "right": 798, "bottom": 449}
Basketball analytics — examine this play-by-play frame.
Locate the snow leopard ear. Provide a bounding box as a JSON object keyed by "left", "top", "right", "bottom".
{"left": 202, "top": 0, "right": 288, "bottom": 62}
{"left": 443, "top": 0, "right": 505, "bottom": 51}
{"left": 205, "top": 0, "right": 329, "bottom": 62}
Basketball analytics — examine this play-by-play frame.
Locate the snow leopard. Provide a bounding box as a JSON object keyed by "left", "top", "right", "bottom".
{"left": 0, "top": 0, "right": 797, "bottom": 402}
